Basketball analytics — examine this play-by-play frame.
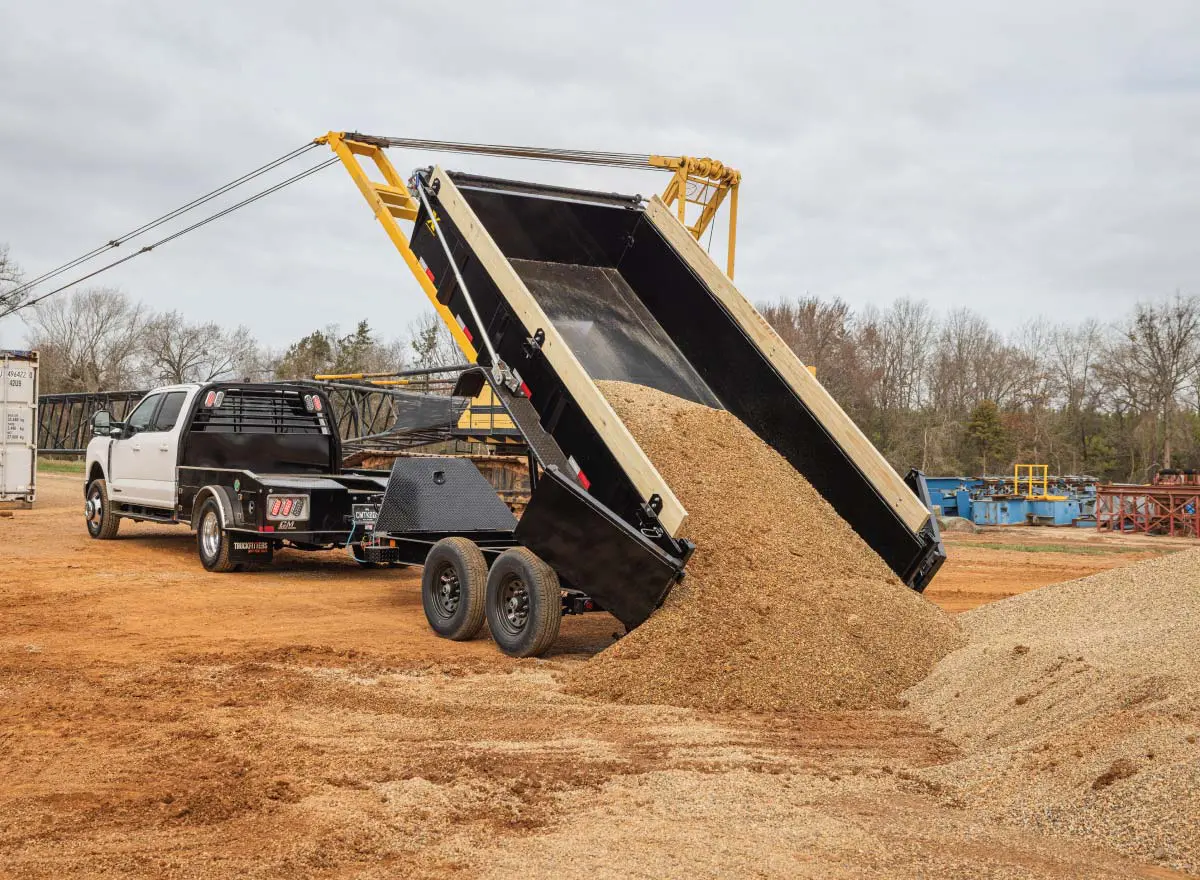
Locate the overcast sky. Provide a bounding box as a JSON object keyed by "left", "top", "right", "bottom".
{"left": 2, "top": 1, "right": 1199, "bottom": 350}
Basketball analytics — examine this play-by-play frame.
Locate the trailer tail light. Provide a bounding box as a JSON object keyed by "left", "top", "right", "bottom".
{"left": 266, "top": 494, "right": 309, "bottom": 522}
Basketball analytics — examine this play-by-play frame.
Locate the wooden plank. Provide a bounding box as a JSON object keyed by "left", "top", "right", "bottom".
{"left": 643, "top": 196, "right": 930, "bottom": 533}
{"left": 430, "top": 168, "right": 689, "bottom": 536}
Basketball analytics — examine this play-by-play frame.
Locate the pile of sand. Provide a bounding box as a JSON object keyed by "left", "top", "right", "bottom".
{"left": 565, "top": 381, "right": 961, "bottom": 713}
{"left": 905, "top": 550, "right": 1200, "bottom": 873}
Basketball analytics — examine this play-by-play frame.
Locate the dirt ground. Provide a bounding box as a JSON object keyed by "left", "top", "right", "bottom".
{"left": 926, "top": 526, "right": 1185, "bottom": 613}
{"left": 0, "top": 474, "right": 1193, "bottom": 879}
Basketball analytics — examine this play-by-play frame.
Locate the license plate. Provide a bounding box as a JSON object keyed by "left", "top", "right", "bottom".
{"left": 352, "top": 504, "right": 380, "bottom": 528}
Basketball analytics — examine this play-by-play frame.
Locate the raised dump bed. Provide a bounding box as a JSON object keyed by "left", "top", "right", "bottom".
{"left": 402, "top": 167, "right": 945, "bottom": 632}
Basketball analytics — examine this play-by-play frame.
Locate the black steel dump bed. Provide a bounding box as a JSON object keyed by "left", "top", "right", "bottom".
{"left": 408, "top": 168, "right": 945, "bottom": 626}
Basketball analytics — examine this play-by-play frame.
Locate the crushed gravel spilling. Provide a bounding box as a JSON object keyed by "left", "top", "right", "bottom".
{"left": 905, "top": 549, "right": 1200, "bottom": 874}
{"left": 565, "top": 381, "right": 962, "bottom": 713}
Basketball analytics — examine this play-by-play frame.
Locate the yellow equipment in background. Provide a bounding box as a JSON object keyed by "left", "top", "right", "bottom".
{"left": 1014, "top": 464, "right": 1069, "bottom": 501}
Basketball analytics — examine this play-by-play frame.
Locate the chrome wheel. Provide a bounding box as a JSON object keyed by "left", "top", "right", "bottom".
{"left": 497, "top": 575, "right": 530, "bottom": 635}
{"left": 85, "top": 488, "right": 103, "bottom": 527}
{"left": 200, "top": 510, "right": 222, "bottom": 560}
{"left": 432, "top": 563, "right": 461, "bottom": 620}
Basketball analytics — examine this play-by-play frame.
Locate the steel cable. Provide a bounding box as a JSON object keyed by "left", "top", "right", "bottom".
{"left": 6, "top": 142, "right": 320, "bottom": 302}
{"left": 6, "top": 156, "right": 338, "bottom": 317}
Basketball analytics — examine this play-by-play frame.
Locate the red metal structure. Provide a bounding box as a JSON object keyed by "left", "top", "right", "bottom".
{"left": 1096, "top": 482, "right": 1200, "bottom": 537}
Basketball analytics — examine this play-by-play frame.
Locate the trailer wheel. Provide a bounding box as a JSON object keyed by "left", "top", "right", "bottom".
{"left": 421, "top": 537, "right": 487, "bottom": 640}
{"left": 484, "top": 548, "right": 561, "bottom": 658}
{"left": 85, "top": 479, "right": 121, "bottom": 540}
{"left": 196, "top": 497, "right": 241, "bottom": 573}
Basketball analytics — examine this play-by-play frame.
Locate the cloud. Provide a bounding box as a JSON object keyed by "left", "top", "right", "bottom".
{"left": 2, "top": 0, "right": 1199, "bottom": 350}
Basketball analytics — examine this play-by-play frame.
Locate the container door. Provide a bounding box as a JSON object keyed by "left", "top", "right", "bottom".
{"left": 1, "top": 355, "right": 37, "bottom": 504}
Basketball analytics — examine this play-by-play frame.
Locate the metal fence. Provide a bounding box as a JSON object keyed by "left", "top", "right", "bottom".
{"left": 38, "top": 390, "right": 147, "bottom": 454}
{"left": 37, "top": 377, "right": 523, "bottom": 456}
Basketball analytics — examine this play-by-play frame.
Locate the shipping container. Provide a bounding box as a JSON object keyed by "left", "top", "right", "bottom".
{"left": 1, "top": 349, "right": 38, "bottom": 508}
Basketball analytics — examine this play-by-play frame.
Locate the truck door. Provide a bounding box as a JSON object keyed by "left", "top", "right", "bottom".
{"left": 108, "top": 393, "right": 163, "bottom": 506}
{"left": 136, "top": 390, "right": 189, "bottom": 508}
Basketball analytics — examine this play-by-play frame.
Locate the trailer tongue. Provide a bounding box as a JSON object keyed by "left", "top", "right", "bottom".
{"left": 391, "top": 167, "right": 945, "bottom": 631}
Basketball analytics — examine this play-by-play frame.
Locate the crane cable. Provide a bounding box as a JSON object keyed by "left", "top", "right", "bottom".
{"left": 5, "top": 154, "right": 338, "bottom": 317}
{"left": 343, "top": 134, "right": 659, "bottom": 169}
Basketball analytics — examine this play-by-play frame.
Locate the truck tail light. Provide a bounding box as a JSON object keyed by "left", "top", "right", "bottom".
{"left": 266, "top": 494, "right": 309, "bottom": 522}
{"left": 312, "top": 396, "right": 323, "bottom": 412}
{"left": 303, "top": 394, "right": 314, "bottom": 412}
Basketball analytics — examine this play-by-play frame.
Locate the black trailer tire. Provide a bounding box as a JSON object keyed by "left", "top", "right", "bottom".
{"left": 421, "top": 537, "right": 487, "bottom": 640}
{"left": 484, "top": 547, "right": 562, "bottom": 658}
{"left": 196, "top": 497, "right": 240, "bottom": 573}
{"left": 85, "top": 479, "right": 121, "bottom": 540}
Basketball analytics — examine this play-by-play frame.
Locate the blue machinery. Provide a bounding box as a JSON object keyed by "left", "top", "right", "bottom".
{"left": 926, "top": 466, "right": 1098, "bottom": 527}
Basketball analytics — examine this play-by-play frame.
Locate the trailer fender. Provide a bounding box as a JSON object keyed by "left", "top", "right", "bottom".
{"left": 190, "top": 485, "right": 243, "bottom": 531}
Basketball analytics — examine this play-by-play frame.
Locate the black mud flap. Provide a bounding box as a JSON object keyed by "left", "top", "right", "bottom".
{"left": 228, "top": 538, "right": 274, "bottom": 565}
{"left": 515, "top": 466, "right": 687, "bottom": 628}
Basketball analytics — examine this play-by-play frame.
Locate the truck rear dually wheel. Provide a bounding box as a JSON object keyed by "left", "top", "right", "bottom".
{"left": 421, "top": 537, "right": 487, "bottom": 640}
{"left": 196, "top": 497, "right": 240, "bottom": 573}
{"left": 484, "top": 547, "right": 561, "bottom": 658}
{"left": 85, "top": 479, "right": 121, "bottom": 540}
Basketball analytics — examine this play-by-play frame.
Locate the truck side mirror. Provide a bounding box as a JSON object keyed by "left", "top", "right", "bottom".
{"left": 91, "top": 410, "right": 112, "bottom": 436}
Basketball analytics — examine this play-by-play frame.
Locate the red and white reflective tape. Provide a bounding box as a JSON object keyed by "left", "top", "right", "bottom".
{"left": 453, "top": 313, "right": 474, "bottom": 342}
{"left": 418, "top": 256, "right": 435, "bottom": 282}
{"left": 567, "top": 455, "right": 591, "bottom": 491}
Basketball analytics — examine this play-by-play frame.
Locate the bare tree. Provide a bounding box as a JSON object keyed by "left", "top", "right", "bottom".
{"left": 142, "top": 311, "right": 260, "bottom": 384}
{"left": 25, "top": 288, "right": 147, "bottom": 393}
{"left": 1099, "top": 294, "right": 1200, "bottom": 469}
{"left": 0, "top": 244, "right": 24, "bottom": 318}
{"left": 407, "top": 310, "right": 463, "bottom": 371}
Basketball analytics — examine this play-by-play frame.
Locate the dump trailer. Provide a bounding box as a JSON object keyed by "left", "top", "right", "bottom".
{"left": 357, "top": 165, "right": 945, "bottom": 641}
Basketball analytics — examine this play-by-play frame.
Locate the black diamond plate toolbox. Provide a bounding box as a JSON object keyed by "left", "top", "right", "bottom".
{"left": 374, "top": 457, "right": 518, "bottom": 534}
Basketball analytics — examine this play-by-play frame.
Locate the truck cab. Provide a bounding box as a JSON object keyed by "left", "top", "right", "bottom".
{"left": 84, "top": 382, "right": 391, "bottom": 570}
{"left": 87, "top": 384, "right": 196, "bottom": 514}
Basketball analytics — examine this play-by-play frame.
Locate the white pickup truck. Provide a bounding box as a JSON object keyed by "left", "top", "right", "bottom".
{"left": 84, "top": 381, "right": 392, "bottom": 571}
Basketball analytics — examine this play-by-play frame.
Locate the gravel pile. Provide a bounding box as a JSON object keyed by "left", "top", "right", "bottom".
{"left": 905, "top": 549, "right": 1200, "bottom": 874}
{"left": 566, "top": 381, "right": 961, "bottom": 713}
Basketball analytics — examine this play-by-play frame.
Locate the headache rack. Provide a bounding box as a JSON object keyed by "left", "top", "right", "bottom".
{"left": 181, "top": 384, "right": 340, "bottom": 474}
{"left": 189, "top": 386, "right": 330, "bottom": 435}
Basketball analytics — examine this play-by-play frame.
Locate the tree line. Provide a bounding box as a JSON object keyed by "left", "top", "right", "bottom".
{"left": 5, "top": 242, "right": 1199, "bottom": 482}
{"left": 760, "top": 294, "right": 1200, "bottom": 481}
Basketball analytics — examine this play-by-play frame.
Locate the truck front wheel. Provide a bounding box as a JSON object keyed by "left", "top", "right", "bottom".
{"left": 484, "top": 547, "right": 561, "bottom": 658}
{"left": 197, "top": 498, "right": 240, "bottom": 573}
{"left": 421, "top": 537, "right": 487, "bottom": 640}
{"left": 85, "top": 479, "right": 121, "bottom": 540}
